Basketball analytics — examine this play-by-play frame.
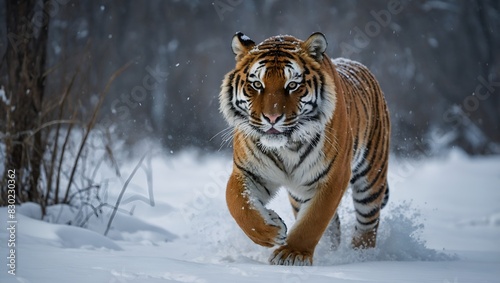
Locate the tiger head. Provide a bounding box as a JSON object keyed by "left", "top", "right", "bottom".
{"left": 219, "top": 32, "right": 336, "bottom": 150}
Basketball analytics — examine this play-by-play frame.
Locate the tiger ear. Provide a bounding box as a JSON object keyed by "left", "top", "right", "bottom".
{"left": 232, "top": 32, "right": 255, "bottom": 61}
{"left": 304, "top": 32, "right": 328, "bottom": 61}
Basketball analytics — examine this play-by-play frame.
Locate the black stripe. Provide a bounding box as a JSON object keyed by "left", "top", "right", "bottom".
{"left": 244, "top": 138, "right": 263, "bottom": 163}
{"left": 353, "top": 184, "right": 385, "bottom": 205}
{"left": 381, "top": 185, "right": 389, "bottom": 209}
{"left": 241, "top": 89, "right": 251, "bottom": 98}
{"left": 257, "top": 50, "right": 295, "bottom": 60}
{"left": 235, "top": 99, "right": 247, "bottom": 107}
{"left": 350, "top": 162, "right": 371, "bottom": 185}
{"left": 356, "top": 148, "right": 369, "bottom": 170}
{"left": 364, "top": 161, "right": 388, "bottom": 193}
{"left": 255, "top": 145, "right": 285, "bottom": 173}
{"left": 312, "top": 76, "right": 320, "bottom": 101}
{"left": 302, "top": 65, "right": 310, "bottom": 75}
{"left": 268, "top": 151, "right": 287, "bottom": 174}
{"left": 354, "top": 160, "right": 387, "bottom": 194}
{"left": 305, "top": 153, "right": 337, "bottom": 187}
{"left": 351, "top": 150, "right": 369, "bottom": 180}
{"left": 289, "top": 192, "right": 311, "bottom": 204}
{"left": 352, "top": 137, "right": 359, "bottom": 155}
{"left": 306, "top": 79, "right": 312, "bottom": 89}
{"left": 356, "top": 217, "right": 378, "bottom": 227}
{"left": 300, "top": 98, "right": 317, "bottom": 108}
{"left": 228, "top": 102, "right": 246, "bottom": 120}
{"left": 257, "top": 58, "right": 294, "bottom": 66}
{"left": 360, "top": 112, "right": 383, "bottom": 177}
{"left": 225, "top": 73, "right": 235, "bottom": 100}
{"left": 292, "top": 133, "right": 320, "bottom": 172}
{"left": 235, "top": 74, "right": 241, "bottom": 88}
{"left": 357, "top": 94, "right": 371, "bottom": 148}
{"left": 357, "top": 123, "right": 388, "bottom": 193}
{"left": 355, "top": 207, "right": 380, "bottom": 219}
{"left": 234, "top": 158, "right": 270, "bottom": 196}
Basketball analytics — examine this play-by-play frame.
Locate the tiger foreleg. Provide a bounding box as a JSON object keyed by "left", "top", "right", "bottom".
{"left": 270, "top": 168, "right": 350, "bottom": 266}
{"left": 226, "top": 172, "right": 287, "bottom": 247}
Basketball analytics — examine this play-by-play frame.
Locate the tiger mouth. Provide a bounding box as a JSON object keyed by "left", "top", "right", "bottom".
{"left": 265, "top": 128, "right": 282, "bottom": 135}
{"left": 250, "top": 123, "right": 293, "bottom": 137}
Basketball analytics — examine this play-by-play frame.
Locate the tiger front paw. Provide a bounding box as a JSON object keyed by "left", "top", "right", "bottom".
{"left": 246, "top": 209, "right": 287, "bottom": 247}
{"left": 269, "top": 245, "right": 313, "bottom": 266}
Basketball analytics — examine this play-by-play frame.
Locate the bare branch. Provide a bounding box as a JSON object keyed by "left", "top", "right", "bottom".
{"left": 104, "top": 151, "right": 148, "bottom": 236}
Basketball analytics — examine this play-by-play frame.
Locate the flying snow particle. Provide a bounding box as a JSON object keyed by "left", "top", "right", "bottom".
{"left": 428, "top": 38, "right": 439, "bottom": 48}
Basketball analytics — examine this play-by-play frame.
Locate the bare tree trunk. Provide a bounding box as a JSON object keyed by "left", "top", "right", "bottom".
{"left": 2, "top": 0, "right": 50, "bottom": 206}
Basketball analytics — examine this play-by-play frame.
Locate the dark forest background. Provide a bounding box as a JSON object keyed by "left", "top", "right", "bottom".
{"left": 0, "top": 0, "right": 499, "bottom": 206}
{"left": 2, "top": 0, "right": 499, "bottom": 154}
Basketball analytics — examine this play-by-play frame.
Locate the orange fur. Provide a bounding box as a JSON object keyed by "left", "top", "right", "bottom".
{"left": 220, "top": 32, "right": 390, "bottom": 266}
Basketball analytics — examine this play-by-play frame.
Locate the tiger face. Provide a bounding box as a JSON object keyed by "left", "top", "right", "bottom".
{"left": 220, "top": 32, "right": 337, "bottom": 149}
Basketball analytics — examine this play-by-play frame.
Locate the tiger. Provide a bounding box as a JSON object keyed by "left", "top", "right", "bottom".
{"left": 219, "top": 32, "right": 390, "bottom": 266}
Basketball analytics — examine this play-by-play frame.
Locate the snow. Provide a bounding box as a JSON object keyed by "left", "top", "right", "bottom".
{"left": 0, "top": 86, "right": 9, "bottom": 105}
{"left": 240, "top": 34, "right": 252, "bottom": 42}
{"left": 1, "top": 150, "right": 499, "bottom": 282}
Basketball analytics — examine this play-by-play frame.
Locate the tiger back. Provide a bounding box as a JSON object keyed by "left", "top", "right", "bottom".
{"left": 219, "top": 32, "right": 390, "bottom": 266}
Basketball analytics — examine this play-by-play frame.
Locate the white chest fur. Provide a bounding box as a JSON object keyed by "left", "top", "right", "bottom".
{"left": 246, "top": 137, "right": 329, "bottom": 201}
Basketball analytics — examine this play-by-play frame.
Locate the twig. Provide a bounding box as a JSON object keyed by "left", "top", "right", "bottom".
{"left": 104, "top": 137, "right": 122, "bottom": 178}
{"left": 46, "top": 68, "right": 78, "bottom": 207}
{"left": 104, "top": 152, "right": 147, "bottom": 236}
{"left": 62, "top": 61, "right": 132, "bottom": 204}
{"left": 55, "top": 107, "right": 78, "bottom": 204}
{"left": 0, "top": 120, "right": 77, "bottom": 140}
{"left": 78, "top": 202, "right": 107, "bottom": 227}
{"left": 66, "top": 185, "right": 100, "bottom": 205}
{"left": 145, "top": 152, "right": 155, "bottom": 206}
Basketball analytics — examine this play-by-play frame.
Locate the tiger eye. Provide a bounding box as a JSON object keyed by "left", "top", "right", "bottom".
{"left": 252, "top": 81, "right": 263, "bottom": 90}
{"left": 287, "top": 82, "right": 297, "bottom": 90}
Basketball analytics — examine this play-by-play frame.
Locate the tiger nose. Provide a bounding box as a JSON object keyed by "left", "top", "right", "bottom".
{"left": 263, "top": 113, "right": 283, "bottom": 124}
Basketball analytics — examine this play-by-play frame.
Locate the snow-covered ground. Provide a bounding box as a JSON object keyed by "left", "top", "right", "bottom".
{"left": 1, "top": 149, "right": 499, "bottom": 282}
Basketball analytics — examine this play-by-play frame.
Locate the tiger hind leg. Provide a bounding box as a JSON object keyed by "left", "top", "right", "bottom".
{"left": 350, "top": 180, "right": 389, "bottom": 249}
{"left": 325, "top": 212, "right": 341, "bottom": 250}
